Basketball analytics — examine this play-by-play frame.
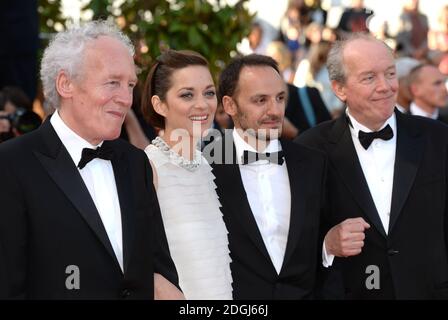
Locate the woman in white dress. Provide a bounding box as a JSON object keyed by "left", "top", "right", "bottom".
{"left": 141, "top": 50, "right": 233, "bottom": 300}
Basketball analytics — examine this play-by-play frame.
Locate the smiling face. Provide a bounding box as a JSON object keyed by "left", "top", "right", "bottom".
{"left": 156, "top": 65, "right": 217, "bottom": 140}
{"left": 224, "top": 65, "right": 287, "bottom": 142}
{"left": 332, "top": 38, "right": 398, "bottom": 130}
{"left": 59, "top": 36, "right": 137, "bottom": 145}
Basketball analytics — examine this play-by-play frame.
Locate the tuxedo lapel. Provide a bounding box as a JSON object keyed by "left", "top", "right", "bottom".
{"left": 280, "top": 140, "right": 308, "bottom": 269}
{"left": 107, "top": 141, "right": 135, "bottom": 275}
{"left": 388, "top": 112, "right": 424, "bottom": 234}
{"left": 33, "top": 120, "right": 120, "bottom": 269}
{"left": 328, "top": 116, "right": 387, "bottom": 237}
{"left": 213, "top": 135, "right": 273, "bottom": 266}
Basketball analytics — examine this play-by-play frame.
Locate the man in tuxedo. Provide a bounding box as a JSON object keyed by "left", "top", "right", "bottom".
{"left": 207, "top": 54, "right": 327, "bottom": 299}
{"left": 0, "top": 21, "right": 179, "bottom": 299}
{"left": 408, "top": 63, "right": 448, "bottom": 124}
{"left": 297, "top": 33, "right": 448, "bottom": 299}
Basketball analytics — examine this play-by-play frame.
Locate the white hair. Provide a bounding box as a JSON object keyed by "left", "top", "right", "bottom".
{"left": 40, "top": 20, "right": 135, "bottom": 109}
{"left": 326, "top": 33, "right": 393, "bottom": 84}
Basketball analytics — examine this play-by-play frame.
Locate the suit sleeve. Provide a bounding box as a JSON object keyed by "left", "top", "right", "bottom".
{"left": 144, "top": 158, "right": 180, "bottom": 290}
{"left": 313, "top": 151, "right": 332, "bottom": 298}
{"left": 0, "top": 153, "right": 27, "bottom": 298}
{"left": 310, "top": 146, "right": 345, "bottom": 299}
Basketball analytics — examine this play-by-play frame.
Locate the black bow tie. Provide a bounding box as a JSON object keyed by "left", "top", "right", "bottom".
{"left": 358, "top": 124, "right": 394, "bottom": 150}
{"left": 77, "top": 144, "right": 114, "bottom": 169}
{"left": 242, "top": 150, "right": 285, "bottom": 165}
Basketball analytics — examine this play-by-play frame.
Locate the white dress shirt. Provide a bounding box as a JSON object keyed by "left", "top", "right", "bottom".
{"left": 410, "top": 102, "right": 439, "bottom": 119}
{"left": 51, "top": 111, "right": 124, "bottom": 272}
{"left": 233, "top": 129, "right": 291, "bottom": 274}
{"left": 323, "top": 111, "right": 397, "bottom": 267}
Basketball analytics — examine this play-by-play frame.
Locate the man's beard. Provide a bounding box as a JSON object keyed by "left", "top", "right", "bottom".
{"left": 234, "top": 102, "right": 283, "bottom": 142}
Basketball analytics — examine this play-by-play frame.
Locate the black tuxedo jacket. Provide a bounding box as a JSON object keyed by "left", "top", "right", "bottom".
{"left": 440, "top": 114, "right": 448, "bottom": 125}
{"left": 297, "top": 110, "right": 448, "bottom": 299}
{"left": 209, "top": 134, "right": 327, "bottom": 299}
{"left": 407, "top": 109, "right": 448, "bottom": 125}
{"left": 285, "top": 84, "right": 331, "bottom": 134}
{"left": 0, "top": 119, "right": 177, "bottom": 299}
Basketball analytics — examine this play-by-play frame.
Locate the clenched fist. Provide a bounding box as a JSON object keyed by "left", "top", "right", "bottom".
{"left": 324, "top": 217, "right": 370, "bottom": 257}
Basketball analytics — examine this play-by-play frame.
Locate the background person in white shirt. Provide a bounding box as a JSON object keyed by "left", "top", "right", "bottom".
{"left": 0, "top": 20, "right": 178, "bottom": 299}
{"left": 210, "top": 54, "right": 327, "bottom": 299}
{"left": 408, "top": 63, "right": 448, "bottom": 124}
{"left": 297, "top": 33, "right": 448, "bottom": 299}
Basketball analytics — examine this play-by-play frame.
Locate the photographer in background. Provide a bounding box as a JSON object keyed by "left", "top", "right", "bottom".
{"left": 0, "top": 86, "right": 42, "bottom": 142}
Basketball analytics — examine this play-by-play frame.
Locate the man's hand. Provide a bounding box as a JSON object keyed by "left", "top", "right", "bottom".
{"left": 154, "top": 273, "right": 185, "bottom": 300}
{"left": 324, "top": 217, "right": 370, "bottom": 257}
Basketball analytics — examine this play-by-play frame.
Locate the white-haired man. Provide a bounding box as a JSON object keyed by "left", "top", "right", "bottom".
{"left": 0, "top": 21, "right": 180, "bottom": 299}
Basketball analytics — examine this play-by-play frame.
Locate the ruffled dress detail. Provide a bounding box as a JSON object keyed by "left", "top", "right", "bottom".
{"left": 145, "top": 139, "right": 233, "bottom": 300}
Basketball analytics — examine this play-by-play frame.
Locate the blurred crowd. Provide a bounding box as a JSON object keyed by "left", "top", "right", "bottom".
{"left": 238, "top": 0, "right": 448, "bottom": 137}
{"left": 1, "top": 0, "right": 448, "bottom": 145}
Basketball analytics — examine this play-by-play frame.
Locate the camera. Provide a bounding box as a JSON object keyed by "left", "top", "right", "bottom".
{"left": 0, "top": 108, "right": 42, "bottom": 134}
{"left": 0, "top": 86, "right": 42, "bottom": 142}
{"left": 0, "top": 108, "right": 42, "bottom": 142}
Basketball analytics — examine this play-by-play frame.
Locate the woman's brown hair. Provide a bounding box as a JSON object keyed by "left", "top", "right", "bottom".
{"left": 141, "top": 49, "right": 209, "bottom": 129}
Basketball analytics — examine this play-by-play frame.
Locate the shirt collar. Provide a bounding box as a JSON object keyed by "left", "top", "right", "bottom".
{"left": 232, "top": 128, "right": 282, "bottom": 165}
{"left": 410, "top": 102, "right": 439, "bottom": 119}
{"left": 346, "top": 108, "right": 396, "bottom": 137}
{"left": 395, "top": 104, "right": 407, "bottom": 113}
{"left": 50, "top": 110, "right": 103, "bottom": 167}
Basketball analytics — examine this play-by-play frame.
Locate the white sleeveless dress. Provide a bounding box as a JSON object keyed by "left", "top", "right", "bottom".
{"left": 145, "top": 137, "right": 233, "bottom": 300}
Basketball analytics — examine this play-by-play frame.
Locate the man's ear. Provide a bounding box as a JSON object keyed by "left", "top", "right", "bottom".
{"left": 222, "top": 96, "right": 237, "bottom": 116}
{"left": 151, "top": 95, "right": 168, "bottom": 117}
{"left": 56, "top": 70, "right": 75, "bottom": 99}
{"left": 409, "top": 82, "right": 419, "bottom": 97}
{"left": 331, "top": 80, "right": 347, "bottom": 103}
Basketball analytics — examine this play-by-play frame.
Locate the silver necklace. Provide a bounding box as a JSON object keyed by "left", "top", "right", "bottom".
{"left": 151, "top": 136, "right": 201, "bottom": 172}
